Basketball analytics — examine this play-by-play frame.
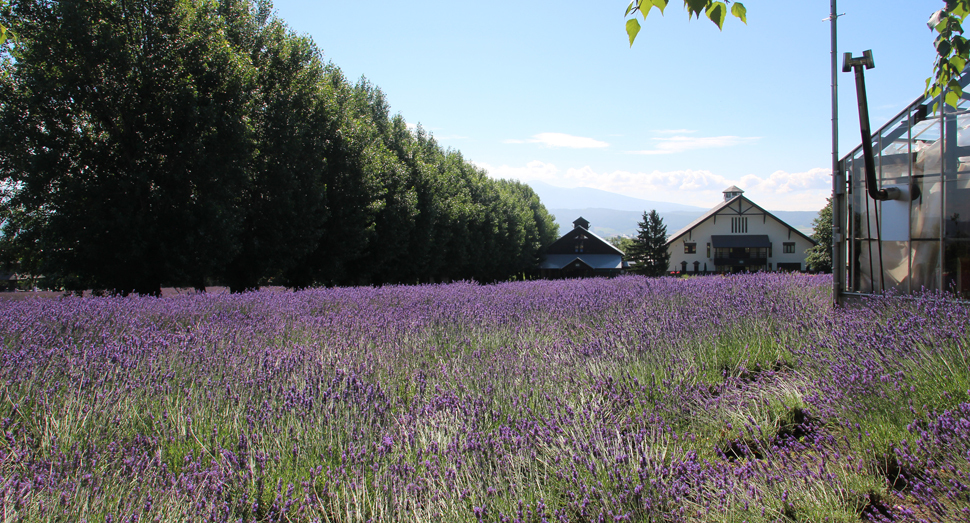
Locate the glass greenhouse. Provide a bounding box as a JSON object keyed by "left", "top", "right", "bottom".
{"left": 834, "top": 74, "right": 970, "bottom": 302}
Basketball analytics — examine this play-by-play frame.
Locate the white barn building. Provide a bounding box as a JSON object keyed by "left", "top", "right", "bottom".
{"left": 665, "top": 187, "right": 816, "bottom": 274}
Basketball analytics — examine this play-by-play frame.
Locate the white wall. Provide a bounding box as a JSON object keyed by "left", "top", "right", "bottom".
{"left": 665, "top": 200, "right": 815, "bottom": 273}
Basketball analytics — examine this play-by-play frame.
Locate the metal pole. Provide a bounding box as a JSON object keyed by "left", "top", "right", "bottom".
{"left": 831, "top": 0, "right": 838, "bottom": 193}
{"left": 830, "top": 1, "right": 842, "bottom": 305}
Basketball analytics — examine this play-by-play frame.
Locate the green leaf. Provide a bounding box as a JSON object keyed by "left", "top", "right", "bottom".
{"left": 638, "top": 1, "right": 652, "bottom": 19}
{"left": 625, "top": 1, "right": 636, "bottom": 17}
{"left": 0, "top": 26, "right": 6, "bottom": 46}
{"left": 950, "top": 54, "right": 967, "bottom": 71}
{"left": 626, "top": 18, "right": 641, "bottom": 47}
{"left": 731, "top": 2, "right": 747, "bottom": 24}
{"left": 953, "top": 1, "right": 969, "bottom": 20}
{"left": 946, "top": 90, "right": 960, "bottom": 108}
{"left": 954, "top": 35, "right": 970, "bottom": 54}
{"left": 651, "top": 0, "right": 668, "bottom": 15}
{"left": 938, "top": 38, "right": 952, "bottom": 57}
{"left": 706, "top": 2, "right": 727, "bottom": 30}
{"left": 686, "top": 0, "right": 709, "bottom": 19}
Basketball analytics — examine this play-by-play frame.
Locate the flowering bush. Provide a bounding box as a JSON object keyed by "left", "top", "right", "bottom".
{"left": 0, "top": 273, "right": 968, "bottom": 521}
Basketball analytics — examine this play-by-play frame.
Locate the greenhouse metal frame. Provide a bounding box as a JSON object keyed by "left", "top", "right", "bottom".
{"left": 834, "top": 73, "right": 970, "bottom": 303}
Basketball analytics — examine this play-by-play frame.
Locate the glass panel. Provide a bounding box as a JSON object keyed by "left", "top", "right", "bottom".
{"left": 880, "top": 241, "right": 910, "bottom": 293}
{"left": 878, "top": 115, "right": 912, "bottom": 181}
{"left": 851, "top": 149, "right": 877, "bottom": 241}
{"left": 851, "top": 239, "right": 875, "bottom": 294}
{"left": 911, "top": 240, "right": 941, "bottom": 291}
{"left": 944, "top": 240, "right": 970, "bottom": 297}
{"left": 944, "top": 176, "right": 970, "bottom": 238}
{"left": 852, "top": 241, "right": 910, "bottom": 294}
{"left": 954, "top": 113, "right": 970, "bottom": 175}
{"left": 852, "top": 191, "right": 879, "bottom": 240}
{"left": 911, "top": 112, "right": 941, "bottom": 147}
{"left": 913, "top": 116, "right": 943, "bottom": 177}
{"left": 911, "top": 176, "right": 942, "bottom": 239}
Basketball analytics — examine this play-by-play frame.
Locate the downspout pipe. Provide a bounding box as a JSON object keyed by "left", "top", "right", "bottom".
{"left": 843, "top": 50, "right": 902, "bottom": 202}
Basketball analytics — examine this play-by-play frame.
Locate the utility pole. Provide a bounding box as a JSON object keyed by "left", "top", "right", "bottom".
{"left": 827, "top": 1, "right": 845, "bottom": 305}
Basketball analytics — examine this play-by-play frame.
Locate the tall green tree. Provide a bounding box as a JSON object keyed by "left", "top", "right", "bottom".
{"left": 280, "top": 67, "right": 385, "bottom": 288}
{"left": 805, "top": 198, "right": 833, "bottom": 274}
{"left": 0, "top": 0, "right": 563, "bottom": 292}
{"left": 627, "top": 210, "right": 670, "bottom": 277}
{"left": 608, "top": 235, "right": 635, "bottom": 255}
{"left": 219, "top": 1, "right": 332, "bottom": 292}
{"left": 0, "top": 0, "right": 254, "bottom": 295}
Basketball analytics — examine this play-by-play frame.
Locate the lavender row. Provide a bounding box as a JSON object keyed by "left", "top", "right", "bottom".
{"left": 0, "top": 273, "right": 967, "bottom": 521}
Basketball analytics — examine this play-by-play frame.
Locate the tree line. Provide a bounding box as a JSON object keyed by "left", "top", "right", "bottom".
{"left": 0, "top": 0, "right": 559, "bottom": 295}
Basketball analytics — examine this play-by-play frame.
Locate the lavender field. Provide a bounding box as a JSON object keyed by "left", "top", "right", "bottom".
{"left": 1, "top": 274, "right": 968, "bottom": 522}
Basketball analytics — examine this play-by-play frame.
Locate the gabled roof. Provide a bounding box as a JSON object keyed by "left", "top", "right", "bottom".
{"left": 665, "top": 195, "right": 817, "bottom": 246}
{"left": 539, "top": 254, "right": 624, "bottom": 270}
{"left": 546, "top": 223, "right": 624, "bottom": 256}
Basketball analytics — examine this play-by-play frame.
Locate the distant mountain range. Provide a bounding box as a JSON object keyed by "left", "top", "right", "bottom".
{"left": 526, "top": 181, "right": 819, "bottom": 238}
{"left": 527, "top": 181, "right": 705, "bottom": 213}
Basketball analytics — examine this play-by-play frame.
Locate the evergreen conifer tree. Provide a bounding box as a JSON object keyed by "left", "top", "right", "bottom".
{"left": 628, "top": 210, "right": 670, "bottom": 277}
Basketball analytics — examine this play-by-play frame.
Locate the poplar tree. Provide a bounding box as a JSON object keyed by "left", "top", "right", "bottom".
{"left": 0, "top": 0, "right": 254, "bottom": 295}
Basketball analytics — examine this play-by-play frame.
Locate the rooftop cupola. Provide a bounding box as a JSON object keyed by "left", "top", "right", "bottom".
{"left": 723, "top": 185, "right": 744, "bottom": 202}
{"left": 573, "top": 217, "right": 590, "bottom": 230}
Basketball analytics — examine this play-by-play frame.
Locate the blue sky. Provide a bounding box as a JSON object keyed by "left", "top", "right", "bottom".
{"left": 270, "top": 1, "right": 942, "bottom": 211}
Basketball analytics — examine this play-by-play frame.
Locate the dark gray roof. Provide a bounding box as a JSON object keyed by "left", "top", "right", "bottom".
{"left": 540, "top": 254, "right": 624, "bottom": 270}
{"left": 546, "top": 222, "right": 625, "bottom": 256}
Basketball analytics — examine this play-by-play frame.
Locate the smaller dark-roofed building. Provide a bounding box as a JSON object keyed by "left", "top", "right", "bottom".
{"left": 0, "top": 271, "right": 18, "bottom": 292}
{"left": 540, "top": 217, "right": 626, "bottom": 278}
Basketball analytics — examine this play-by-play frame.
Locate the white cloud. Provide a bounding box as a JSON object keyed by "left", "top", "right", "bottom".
{"left": 558, "top": 167, "right": 733, "bottom": 204}
{"left": 628, "top": 135, "right": 760, "bottom": 155}
{"left": 478, "top": 161, "right": 830, "bottom": 211}
{"left": 738, "top": 168, "right": 831, "bottom": 194}
{"left": 475, "top": 160, "right": 561, "bottom": 183}
{"left": 504, "top": 132, "right": 609, "bottom": 149}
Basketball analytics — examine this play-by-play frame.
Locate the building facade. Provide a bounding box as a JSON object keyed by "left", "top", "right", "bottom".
{"left": 665, "top": 187, "right": 816, "bottom": 274}
{"left": 539, "top": 217, "right": 626, "bottom": 278}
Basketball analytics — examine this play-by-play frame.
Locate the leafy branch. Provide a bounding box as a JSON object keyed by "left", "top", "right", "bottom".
{"left": 625, "top": 1, "right": 970, "bottom": 113}
{"left": 928, "top": 0, "right": 970, "bottom": 110}
{"left": 624, "top": 0, "right": 747, "bottom": 46}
